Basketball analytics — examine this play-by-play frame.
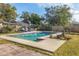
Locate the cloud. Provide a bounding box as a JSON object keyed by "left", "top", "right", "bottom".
{"left": 70, "top": 9, "right": 79, "bottom": 14}
{"left": 72, "top": 15, "right": 79, "bottom": 23}
{"left": 70, "top": 9, "right": 79, "bottom": 22}
{"left": 37, "top": 3, "right": 74, "bottom": 8}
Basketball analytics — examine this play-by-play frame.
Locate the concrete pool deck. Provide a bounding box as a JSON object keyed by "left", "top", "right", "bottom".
{"left": 0, "top": 32, "right": 66, "bottom": 52}
{"left": 0, "top": 44, "right": 45, "bottom": 56}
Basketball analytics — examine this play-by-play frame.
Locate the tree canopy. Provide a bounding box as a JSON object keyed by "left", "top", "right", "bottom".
{"left": 45, "top": 5, "right": 72, "bottom": 27}
{"left": 31, "top": 13, "right": 41, "bottom": 25}
{"left": 20, "top": 11, "right": 41, "bottom": 26}
{"left": 0, "top": 3, "right": 73, "bottom": 32}
{"left": 20, "top": 11, "right": 31, "bottom": 24}
{"left": 0, "top": 3, "right": 17, "bottom": 22}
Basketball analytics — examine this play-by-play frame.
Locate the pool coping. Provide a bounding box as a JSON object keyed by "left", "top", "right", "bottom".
{"left": 0, "top": 31, "right": 66, "bottom": 52}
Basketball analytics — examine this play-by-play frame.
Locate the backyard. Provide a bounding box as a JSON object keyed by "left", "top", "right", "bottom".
{"left": 0, "top": 3, "right": 79, "bottom": 56}
{"left": 0, "top": 33, "right": 79, "bottom": 56}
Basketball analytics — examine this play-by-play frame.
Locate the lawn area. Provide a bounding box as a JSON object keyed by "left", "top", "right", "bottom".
{"left": 0, "top": 33, "right": 79, "bottom": 56}
{"left": 0, "top": 32, "right": 22, "bottom": 35}
{"left": 53, "top": 34, "right": 79, "bottom": 56}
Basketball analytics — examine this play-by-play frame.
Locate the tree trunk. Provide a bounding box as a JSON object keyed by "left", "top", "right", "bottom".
{"left": 62, "top": 27, "right": 65, "bottom": 37}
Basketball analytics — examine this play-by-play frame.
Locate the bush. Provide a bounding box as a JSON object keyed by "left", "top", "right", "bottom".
{"left": 0, "top": 24, "right": 22, "bottom": 33}
{"left": 0, "top": 25, "right": 12, "bottom": 33}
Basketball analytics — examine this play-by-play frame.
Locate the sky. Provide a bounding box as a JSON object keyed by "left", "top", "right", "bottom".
{"left": 12, "top": 3, "right": 79, "bottom": 22}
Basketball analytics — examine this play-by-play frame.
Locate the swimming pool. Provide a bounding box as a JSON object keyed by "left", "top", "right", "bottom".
{"left": 10, "top": 31, "right": 54, "bottom": 42}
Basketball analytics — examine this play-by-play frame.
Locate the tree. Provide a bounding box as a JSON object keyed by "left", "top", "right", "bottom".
{"left": 31, "top": 13, "right": 41, "bottom": 26}
{"left": 20, "top": 12, "right": 41, "bottom": 30}
{"left": 20, "top": 11, "right": 31, "bottom": 24}
{"left": 45, "top": 5, "right": 72, "bottom": 36}
{"left": 45, "top": 5, "right": 72, "bottom": 28}
{"left": 0, "top": 3, "right": 17, "bottom": 22}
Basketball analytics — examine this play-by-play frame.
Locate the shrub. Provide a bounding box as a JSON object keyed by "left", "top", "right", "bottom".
{"left": 0, "top": 24, "right": 22, "bottom": 33}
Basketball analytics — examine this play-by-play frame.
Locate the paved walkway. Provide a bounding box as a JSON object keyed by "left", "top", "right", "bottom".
{"left": 0, "top": 44, "right": 45, "bottom": 56}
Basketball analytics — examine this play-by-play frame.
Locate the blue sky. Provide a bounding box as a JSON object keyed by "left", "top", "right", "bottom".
{"left": 12, "top": 3, "right": 79, "bottom": 22}
{"left": 12, "top": 3, "right": 45, "bottom": 15}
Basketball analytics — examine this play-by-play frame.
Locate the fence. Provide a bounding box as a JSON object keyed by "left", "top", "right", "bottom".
{"left": 52, "top": 25, "right": 79, "bottom": 32}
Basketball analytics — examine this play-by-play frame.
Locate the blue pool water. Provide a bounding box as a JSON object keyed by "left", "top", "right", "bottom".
{"left": 10, "top": 32, "right": 54, "bottom": 42}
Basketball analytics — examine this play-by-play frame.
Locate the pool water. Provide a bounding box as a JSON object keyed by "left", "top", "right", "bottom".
{"left": 10, "top": 32, "right": 53, "bottom": 42}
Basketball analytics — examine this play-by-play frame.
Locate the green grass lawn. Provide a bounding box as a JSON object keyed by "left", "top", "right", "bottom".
{"left": 0, "top": 34, "right": 79, "bottom": 56}
{"left": 0, "top": 32, "right": 22, "bottom": 35}
{"left": 53, "top": 34, "right": 79, "bottom": 56}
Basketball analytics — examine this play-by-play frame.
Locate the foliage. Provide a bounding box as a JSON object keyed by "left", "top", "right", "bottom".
{"left": 31, "top": 13, "right": 41, "bottom": 25}
{"left": 0, "top": 24, "right": 22, "bottom": 33}
{"left": 0, "top": 3, "right": 19, "bottom": 33}
{"left": 0, "top": 4, "right": 72, "bottom": 33}
{"left": 20, "top": 11, "right": 31, "bottom": 23}
{"left": 45, "top": 5, "right": 72, "bottom": 27}
{"left": 0, "top": 3, "right": 17, "bottom": 22}
{"left": 20, "top": 12, "right": 42, "bottom": 29}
